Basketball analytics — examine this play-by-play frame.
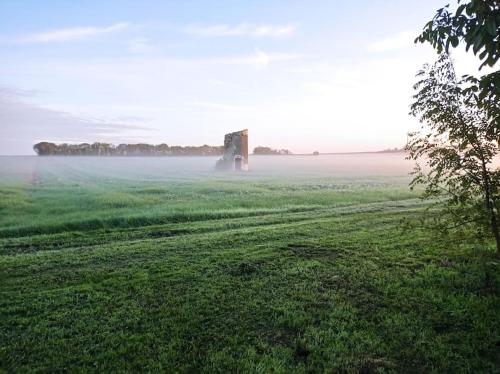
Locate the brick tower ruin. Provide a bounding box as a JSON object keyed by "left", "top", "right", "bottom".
{"left": 216, "top": 129, "right": 248, "bottom": 171}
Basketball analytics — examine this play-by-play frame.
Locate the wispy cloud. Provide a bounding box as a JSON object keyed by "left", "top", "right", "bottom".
{"left": 205, "top": 49, "right": 299, "bottom": 68}
{"left": 0, "top": 86, "right": 151, "bottom": 154}
{"left": 126, "top": 37, "right": 158, "bottom": 54}
{"left": 19, "top": 22, "right": 129, "bottom": 43}
{"left": 183, "top": 23, "right": 296, "bottom": 37}
{"left": 191, "top": 101, "right": 253, "bottom": 112}
{"left": 367, "top": 31, "right": 415, "bottom": 52}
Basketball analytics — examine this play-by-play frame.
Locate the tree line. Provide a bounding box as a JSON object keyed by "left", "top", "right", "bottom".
{"left": 33, "top": 142, "right": 292, "bottom": 156}
{"left": 33, "top": 142, "right": 225, "bottom": 156}
{"left": 253, "top": 146, "right": 292, "bottom": 155}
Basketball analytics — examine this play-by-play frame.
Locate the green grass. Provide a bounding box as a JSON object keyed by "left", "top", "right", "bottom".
{"left": 1, "top": 159, "right": 499, "bottom": 372}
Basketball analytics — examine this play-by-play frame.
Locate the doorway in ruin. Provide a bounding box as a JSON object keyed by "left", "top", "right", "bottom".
{"left": 215, "top": 129, "right": 249, "bottom": 171}
{"left": 234, "top": 155, "right": 242, "bottom": 171}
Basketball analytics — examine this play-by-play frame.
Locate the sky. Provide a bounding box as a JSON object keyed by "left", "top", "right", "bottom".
{"left": 0, "top": 0, "right": 486, "bottom": 155}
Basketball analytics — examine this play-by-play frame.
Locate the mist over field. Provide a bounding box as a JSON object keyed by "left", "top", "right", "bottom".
{"left": 0, "top": 153, "right": 414, "bottom": 183}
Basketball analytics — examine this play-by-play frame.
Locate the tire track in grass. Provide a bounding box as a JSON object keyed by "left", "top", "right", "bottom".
{"left": 1, "top": 199, "right": 427, "bottom": 256}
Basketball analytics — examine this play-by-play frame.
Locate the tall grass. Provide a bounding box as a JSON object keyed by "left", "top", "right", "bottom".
{"left": 1, "top": 157, "right": 498, "bottom": 372}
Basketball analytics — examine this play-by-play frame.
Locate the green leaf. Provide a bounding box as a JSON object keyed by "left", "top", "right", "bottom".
{"left": 456, "top": 4, "right": 467, "bottom": 16}
{"left": 486, "top": 18, "right": 496, "bottom": 35}
{"left": 472, "top": 33, "right": 483, "bottom": 54}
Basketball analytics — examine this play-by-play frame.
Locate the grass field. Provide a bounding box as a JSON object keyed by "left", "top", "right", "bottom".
{"left": 1, "top": 156, "right": 499, "bottom": 372}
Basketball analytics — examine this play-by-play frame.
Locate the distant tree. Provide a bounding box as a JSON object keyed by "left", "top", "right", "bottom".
{"left": 253, "top": 146, "right": 291, "bottom": 155}
{"left": 77, "top": 143, "right": 91, "bottom": 155}
{"left": 33, "top": 142, "right": 57, "bottom": 155}
{"left": 416, "top": 0, "right": 500, "bottom": 130}
{"left": 157, "top": 143, "right": 171, "bottom": 155}
{"left": 379, "top": 147, "right": 404, "bottom": 153}
{"left": 253, "top": 146, "right": 275, "bottom": 155}
{"left": 407, "top": 53, "right": 500, "bottom": 257}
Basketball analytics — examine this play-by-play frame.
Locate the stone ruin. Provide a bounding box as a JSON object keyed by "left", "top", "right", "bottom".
{"left": 216, "top": 129, "right": 249, "bottom": 171}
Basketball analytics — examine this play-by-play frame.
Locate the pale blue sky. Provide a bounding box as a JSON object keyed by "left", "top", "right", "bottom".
{"left": 0, "top": 0, "right": 479, "bottom": 155}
